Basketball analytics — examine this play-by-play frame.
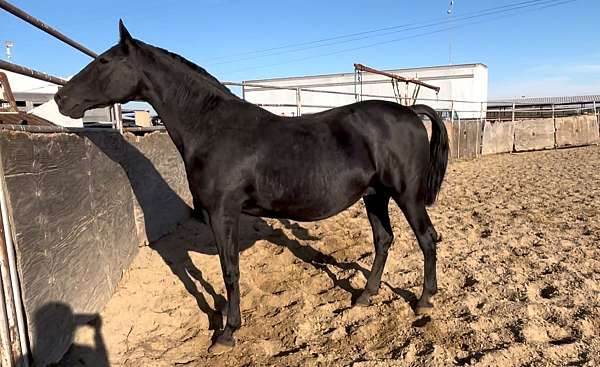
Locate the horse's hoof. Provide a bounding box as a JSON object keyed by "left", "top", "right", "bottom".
{"left": 414, "top": 300, "right": 434, "bottom": 315}
{"left": 353, "top": 291, "right": 372, "bottom": 307}
{"left": 208, "top": 337, "right": 235, "bottom": 355}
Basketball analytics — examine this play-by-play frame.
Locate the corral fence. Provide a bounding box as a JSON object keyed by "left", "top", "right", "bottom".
{"left": 224, "top": 82, "right": 600, "bottom": 160}
{"left": 1, "top": 1, "right": 600, "bottom": 366}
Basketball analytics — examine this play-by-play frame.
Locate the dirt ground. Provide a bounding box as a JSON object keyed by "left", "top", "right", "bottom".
{"left": 60, "top": 146, "right": 600, "bottom": 367}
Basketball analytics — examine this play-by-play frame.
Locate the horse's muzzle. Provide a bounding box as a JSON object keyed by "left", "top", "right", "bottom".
{"left": 54, "top": 92, "right": 84, "bottom": 119}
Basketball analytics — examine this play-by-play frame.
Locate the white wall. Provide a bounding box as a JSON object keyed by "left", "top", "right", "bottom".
{"left": 243, "top": 63, "right": 488, "bottom": 119}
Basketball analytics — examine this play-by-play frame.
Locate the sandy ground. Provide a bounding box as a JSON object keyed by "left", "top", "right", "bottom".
{"left": 59, "top": 146, "right": 600, "bottom": 367}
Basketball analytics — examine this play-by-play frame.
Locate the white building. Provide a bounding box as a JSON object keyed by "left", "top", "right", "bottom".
{"left": 242, "top": 63, "right": 488, "bottom": 119}
{"left": 0, "top": 69, "right": 112, "bottom": 127}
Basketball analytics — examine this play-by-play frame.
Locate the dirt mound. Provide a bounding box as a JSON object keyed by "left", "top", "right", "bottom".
{"left": 61, "top": 146, "right": 600, "bottom": 366}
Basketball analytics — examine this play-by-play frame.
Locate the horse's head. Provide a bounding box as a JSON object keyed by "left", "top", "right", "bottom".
{"left": 55, "top": 20, "right": 142, "bottom": 118}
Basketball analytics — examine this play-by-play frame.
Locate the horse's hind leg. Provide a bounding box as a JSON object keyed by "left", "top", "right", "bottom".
{"left": 355, "top": 192, "right": 394, "bottom": 306}
{"left": 396, "top": 195, "right": 440, "bottom": 314}
{"left": 207, "top": 203, "right": 242, "bottom": 354}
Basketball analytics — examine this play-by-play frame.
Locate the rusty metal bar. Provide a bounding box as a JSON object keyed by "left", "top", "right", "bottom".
{"left": 353, "top": 63, "right": 440, "bottom": 93}
{"left": 0, "top": 275, "right": 14, "bottom": 367}
{"left": 0, "top": 0, "right": 97, "bottom": 58}
{"left": 0, "top": 153, "right": 28, "bottom": 366}
{"left": 0, "top": 124, "right": 112, "bottom": 133}
{"left": 0, "top": 73, "right": 17, "bottom": 112}
{"left": 0, "top": 60, "right": 66, "bottom": 86}
{"left": 0, "top": 201, "right": 20, "bottom": 366}
{"left": 124, "top": 126, "right": 166, "bottom": 133}
{"left": 0, "top": 2, "right": 128, "bottom": 135}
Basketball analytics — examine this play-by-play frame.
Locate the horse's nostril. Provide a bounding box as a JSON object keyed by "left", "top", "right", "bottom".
{"left": 54, "top": 93, "right": 66, "bottom": 105}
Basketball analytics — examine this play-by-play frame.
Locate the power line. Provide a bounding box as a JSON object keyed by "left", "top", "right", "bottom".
{"left": 203, "top": 0, "right": 560, "bottom": 65}
{"left": 225, "top": 0, "right": 576, "bottom": 75}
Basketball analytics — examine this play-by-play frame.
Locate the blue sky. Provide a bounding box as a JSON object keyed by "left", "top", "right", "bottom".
{"left": 1, "top": 0, "right": 598, "bottom": 99}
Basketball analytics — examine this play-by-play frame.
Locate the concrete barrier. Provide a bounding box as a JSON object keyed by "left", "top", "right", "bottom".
{"left": 555, "top": 115, "right": 600, "bottom": 147}
{"left": 0, "top": 130, "right": 193, "bottom": 365}
{"left": 481, "top": 121, "right": 515, "bottom": 155}
{"left": 514, "top": 118, "right": 555, "bottom": 152}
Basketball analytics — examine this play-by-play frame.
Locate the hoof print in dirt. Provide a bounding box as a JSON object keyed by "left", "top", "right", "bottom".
{"left": 462, "top": 275, "right": 479, "bottom": 289}
{"left": 480, "top": 228, "right": 492, "bottom": 238}
{"left": 549, "top": 336, "right": 578, "bottom": 346}
{"left": 540, "top": 285, "right": 559, "bottom": 299}
{"left": 416, "top": 342, "right": 435, "bottom": 357}
{"left": 412, "top": 315, "right": 432, "bottom": 328}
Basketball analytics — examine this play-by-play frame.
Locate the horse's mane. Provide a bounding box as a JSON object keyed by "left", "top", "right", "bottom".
{"left": 141, "top": 41, "right": 239, "bottom": 99}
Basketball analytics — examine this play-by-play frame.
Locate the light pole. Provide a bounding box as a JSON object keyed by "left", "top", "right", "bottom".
{"left": 447, "top": 1, "right": 454, "bottom": 65}
{"left": 4, "top": 40, "right": 13, "bottom": 61}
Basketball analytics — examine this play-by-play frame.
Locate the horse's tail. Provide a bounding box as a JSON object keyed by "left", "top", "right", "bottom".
{"left": 411, "top": 104, "right": 449, "bottom": 206}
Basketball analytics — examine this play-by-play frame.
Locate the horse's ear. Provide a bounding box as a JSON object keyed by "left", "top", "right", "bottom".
{"left": 118, "top": 19, "right": 135, "bottom": 52}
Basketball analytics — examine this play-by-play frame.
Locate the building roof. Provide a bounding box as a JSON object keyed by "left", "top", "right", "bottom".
{"left": 244, "top": 63, "right": 488, "bottom": 84}
{"left": 489, "top": 95, "right": 600, "bottom": 107}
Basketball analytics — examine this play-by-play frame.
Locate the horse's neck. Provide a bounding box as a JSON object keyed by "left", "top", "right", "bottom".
{"left": 140, "top": 54, "right": 233, "bottom": 152}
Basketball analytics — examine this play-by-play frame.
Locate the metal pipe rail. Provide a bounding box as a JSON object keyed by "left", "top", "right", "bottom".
{"left": 224, "top": 82, "right": 483, "bottom": 105}
{"left": 0, "top": 1, "right": 127, "bottom": 133}
{"left": 0, "top": 124, "right": 118, "bottom": 133}
{"left": 0, "top": 60, "right": 67, "bottom": 86}
{"left": 0, "top": 0, "right": 97, "bottom": 58}
{"left": 354, "top": 63, "right": 441, "bottom": 93}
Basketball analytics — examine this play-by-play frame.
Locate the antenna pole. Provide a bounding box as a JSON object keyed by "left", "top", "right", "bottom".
{"left": 447, "top": 0, "right": 454, "bottom": 65}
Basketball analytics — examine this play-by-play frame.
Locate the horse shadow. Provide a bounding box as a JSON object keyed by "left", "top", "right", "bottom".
{"left": 18, "top": 302, "right": 109, "bottom": 367}
{"left": 83, "top": 131, "right": 417, "bottom": 332}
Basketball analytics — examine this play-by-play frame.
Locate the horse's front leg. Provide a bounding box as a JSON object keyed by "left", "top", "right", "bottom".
{"left": 207, "top": 202, "right": 241, "bottom": 354}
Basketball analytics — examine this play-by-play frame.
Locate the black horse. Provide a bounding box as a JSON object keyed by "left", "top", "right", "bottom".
{"left": 55, "top": 21, "right": 449, "bottom": 354}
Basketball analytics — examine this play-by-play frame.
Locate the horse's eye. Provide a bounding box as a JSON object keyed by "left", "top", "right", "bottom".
{"left": 99, "top": 57, "right": 110, "bottom": 64}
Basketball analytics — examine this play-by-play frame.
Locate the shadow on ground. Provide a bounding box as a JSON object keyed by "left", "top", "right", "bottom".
{"left": 77, "top": 131, "right": 417, "bottom": 353}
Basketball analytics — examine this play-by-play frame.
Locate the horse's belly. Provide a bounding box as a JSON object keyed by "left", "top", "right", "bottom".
{"left": 247, "top": 172, "right": 371, "bottom": 221}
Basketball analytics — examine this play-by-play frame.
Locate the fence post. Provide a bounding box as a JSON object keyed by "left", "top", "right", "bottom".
{"left": 457, "top": 118, "right": 461, "bottom": 160}
{"left": 552, "top": 104, "right": 555, "bottom": 119}
{"left": 296, "top": 88, "right": 302, "bottom": 117}
{"left": 512, "top": 102, "right": 515, "bottom": 122}
{"left": 478, "top": 101, "right": 484, "bottom": 157}
{"left": 113, "top": 103, "right": 123, "bottom": 133}
{"left": 594, "top": 101, "right": 599, "bottom": 144}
